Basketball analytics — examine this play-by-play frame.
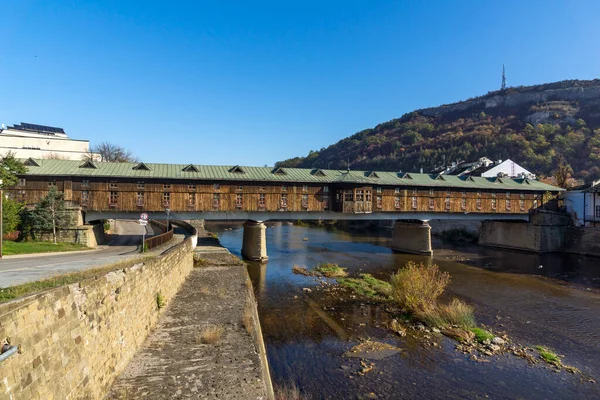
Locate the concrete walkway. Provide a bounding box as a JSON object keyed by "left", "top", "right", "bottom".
{"left": 108, "top": 235, "right": 272, "bottom": 399}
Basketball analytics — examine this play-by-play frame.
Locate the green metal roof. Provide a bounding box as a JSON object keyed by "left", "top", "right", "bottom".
{"left": 18, "top": 158, "right": 563, "bottom": 192}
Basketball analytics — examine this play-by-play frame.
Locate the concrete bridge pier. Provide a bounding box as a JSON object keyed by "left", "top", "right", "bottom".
{"left": 391, "top": 220, "right": 433, "bottom": 256}
{"left": 242, "top": 220, "right": 269, "bottom": 261}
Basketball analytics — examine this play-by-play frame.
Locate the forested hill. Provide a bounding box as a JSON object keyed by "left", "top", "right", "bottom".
{"left": 276, "top": 79, "right": 600, "bottom": 182}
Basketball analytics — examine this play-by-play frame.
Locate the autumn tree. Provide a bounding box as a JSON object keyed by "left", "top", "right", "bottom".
{"left": 91, "top": 142, "right": 138, "bottom": 162}
{"left": 552, "top": 154, "right": 572, "bottom": 189}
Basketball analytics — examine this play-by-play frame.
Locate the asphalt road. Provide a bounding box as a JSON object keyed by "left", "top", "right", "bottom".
{"left": 0, "top": 220, "right": 160, "bottom": 288}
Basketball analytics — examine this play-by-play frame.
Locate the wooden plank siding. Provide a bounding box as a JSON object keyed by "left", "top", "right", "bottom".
{"left": 8, "top": 177, "right": 544, "bottom": 215}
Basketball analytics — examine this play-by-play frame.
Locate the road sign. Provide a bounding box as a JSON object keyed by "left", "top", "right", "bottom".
{"left": 139, "top": 219, "right": 148, "bottom": 226}
{"left": 140, "top": 213, "right": 149, "bottom": 221}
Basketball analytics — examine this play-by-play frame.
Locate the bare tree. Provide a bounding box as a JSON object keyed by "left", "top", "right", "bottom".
{"left": 91, "top": 142, "right": 138, "bottom": 163}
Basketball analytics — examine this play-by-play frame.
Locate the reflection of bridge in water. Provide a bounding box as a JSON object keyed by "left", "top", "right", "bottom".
{"left": 10, "top": 159, "right": 563, "bottom": 257}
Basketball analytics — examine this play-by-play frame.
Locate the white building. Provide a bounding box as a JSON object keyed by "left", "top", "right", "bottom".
{"left": 434, "top": 157, "right": 536, "bottom": 179}
{"left": 562, "top": 180, "right": 600, "bottom": 227}
{"left": 0, "top": 122, "right": 97, "bottom": 161}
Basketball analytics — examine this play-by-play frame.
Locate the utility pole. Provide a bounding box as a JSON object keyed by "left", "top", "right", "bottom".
{"left": 0, "top": 179, "right": 3, "bottom": 259}
{"left": 501, "top": 64, "right": 507, "bottom": 91}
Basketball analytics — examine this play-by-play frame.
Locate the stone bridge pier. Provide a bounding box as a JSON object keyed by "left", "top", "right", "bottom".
{"left": 241, "top": 220, "right": 269, "bottom": 261}
{"left": 391, "top": 220, "right": 433, "bottom": 256}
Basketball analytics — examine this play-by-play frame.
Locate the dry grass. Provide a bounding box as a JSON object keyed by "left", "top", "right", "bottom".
{"left": 390, "top": 261, "right": 450, "bottom": 313}
{"left": 437, "top": 298, "right": 476, "bottom": 329}
{"left": 197, "top": 325, "right": 225, "bottom": 344}
{"left": 274, "top": 382, "right": 308, "bottom": 400}
{"left": 292, "top": 265, "right": 312, "bottom": 276}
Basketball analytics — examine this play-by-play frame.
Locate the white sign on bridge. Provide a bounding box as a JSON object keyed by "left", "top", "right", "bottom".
{"left": 139, "top": 219, "right": 148, "bottom": 226}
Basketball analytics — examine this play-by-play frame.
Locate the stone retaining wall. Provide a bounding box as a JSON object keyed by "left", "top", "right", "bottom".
{"left": 0, "top": 237, "right": 195, "bottom": 399}
{"left": 565, "top": 227, "right": 600, "bottom": 257}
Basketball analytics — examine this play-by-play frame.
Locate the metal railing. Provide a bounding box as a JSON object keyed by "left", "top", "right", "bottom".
{"left": 144, "top": 226, "right": 174, "bottom": 250}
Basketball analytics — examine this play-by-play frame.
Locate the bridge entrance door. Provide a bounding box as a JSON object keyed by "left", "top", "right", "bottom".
{"left": 337, "top": 187, "right": 373, "bottom": 214}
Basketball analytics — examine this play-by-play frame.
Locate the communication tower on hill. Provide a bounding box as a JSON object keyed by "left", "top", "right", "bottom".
{"left": 501, "top": 64, "right": 507, "bottom": 91}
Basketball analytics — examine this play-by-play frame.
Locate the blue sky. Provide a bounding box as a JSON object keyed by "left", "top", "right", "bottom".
{"left": 1, "top": 1, "right": 599, "bottom": 166}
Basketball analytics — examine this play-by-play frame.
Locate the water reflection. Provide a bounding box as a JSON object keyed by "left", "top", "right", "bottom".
{"left": 206, "top": 223, "right": 600, "bottom": 399}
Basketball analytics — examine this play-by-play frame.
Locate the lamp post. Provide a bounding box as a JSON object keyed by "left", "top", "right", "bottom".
{"left": 0, "top": 179, "right": 3, "bottom": 259}
{"left": 165, "top": 208, "right": 171, "bottom": 231}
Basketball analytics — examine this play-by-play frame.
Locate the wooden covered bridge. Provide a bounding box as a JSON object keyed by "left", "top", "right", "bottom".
{"left": 8, "top": 158, "right": 563, "bottom": 258}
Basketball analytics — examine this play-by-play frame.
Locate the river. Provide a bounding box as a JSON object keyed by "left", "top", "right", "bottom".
{"left": 206, "top": 223, "right": 600, "bottom": 399}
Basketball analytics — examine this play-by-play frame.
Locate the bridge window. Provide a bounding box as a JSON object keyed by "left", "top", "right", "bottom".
{"left": 520, "top": 200, "right": 525, "bottom": 211}
{"left": 109, "top": 191, "right": 118, "bottom": 207}
{"left": 281, "top": 185, "right": 288, "bottom": 192}
{"left": 302, "top": 185, "right": 308, "bottom": 192}
{"left": 188, "top": 193, "right": 196, "bottom": 208}
{"left": 259, "top": 186, "right": 265, "bottom": 192}
{"left": 412, "top": 188, "right": 418, "bottom": 195}
{"left": 376, "top": 187, "right": 382, "bottom": 194}
{"left": 477, "top": 191, "right": 481, "bottom": 197}
{"left": 301, "top": 194, "right": 309, "bottom": 209}
{"left": 506, "top": 199, "right": 511, "bottom": 210}
{"left": 258, "top": 193, "right": 266, "bottom": 208}
{"left": 109, "top": 182, "right": 117, "bottom": 189}
{"left": 81, "top": 190, "right": 89, "bottom": 206}
{"left": 394, "top": 196, "right": 401, "bottom": 209}
{"left": 82, "top": 179, "right": 89, "bottom": 187}
{"left": 163, "top": 192, "right": 171, "bottom": 207}
{"left": 163, "top": 184, "right": 171, "bottom": 190}
{"left": 213, "top": 183, "right": 220, "bottom": 191}
{"left": 395, "top": 187, "right": 400, "bottom": 194}
{"left": 237, "top": 185, "right": 243, "bottom": 192}
{"left": 365, "top": 190, "right": 372, "bottom": 202}
{"left": 461, "top": 198, "right": 467, "bottom": 210}
{"left": 356, "top": 190, "right": 364, "bottom": 202}
{"left": 491, "top": 192, "right": 497, "bottom": 197}
{"left": 137, "top": 192, "right": 144, "bottom": 207}
{"left": 491, "top": 199, "right": 497, "bottom": 210}
{"left": 213, "top": 193, "right": 220, "bottom": 210}
{"left": 445, "top": 198, "right": 451, "bottom": 210}
{"left": 344, "top": 190, "right": 354, "bottom": 202}
{"left": 280, "top": 193, "right": 288, "bottom": 210}
{"left": 533, "top": 199, "right": 538, "bottom": 209}
{"left": 376, "top": 195, "right": 383, "bottom": 208}
{"left": 520, "top": 192, "right": 525, "bottom": 199}
{"left": 137, "top": 181, "right": 145, "bottom": 189}
{"left": 476, "top": 198, "right": 482, "bottom": 210}
{"left": 411, "top": 197, "right": 417, "bottom": 209}
{"left": 429, "top": 189, "right": 434, "bottom": 196}
{"left": 18, "top": 178, "right": 26, "bottom": 187}
{"left": 18, "top": 189, "right": 26, "bottom": 202}
{"left": 323, "top": 186, "right": 329, "bottom": 193}
{"left": 461, "top": 191, "right": 466, "bottom": 197}
{"left": 323, "top": 195, "right": 330, "bottom": 210}
{"left": 188, "top": 184, "right": 196, "bottom": 190}
{"left": 506, "top": 192, "right": 511, "bottom": 198}
{"left": 48, "top": 180, "right": 56, "bottom": 187}
{"left": 446, "top": 190, "right": 451, "bottom": 196}
{"left": 236, "top": 193, "right": 243, "bottom": 209}
{"left": 429, "top": 198, "right": 434, "bottom": 209}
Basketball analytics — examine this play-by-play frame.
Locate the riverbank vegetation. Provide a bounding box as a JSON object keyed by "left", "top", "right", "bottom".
{"left": 338, "top": 274, "right": 391, "bottom": 300}
{"left": 292, "top": 263, "right": 348, "bottom": 278}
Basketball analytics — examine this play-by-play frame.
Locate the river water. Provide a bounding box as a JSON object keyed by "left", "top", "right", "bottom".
{"left": 207, "top": 223, "right": 600, "bottom": 399}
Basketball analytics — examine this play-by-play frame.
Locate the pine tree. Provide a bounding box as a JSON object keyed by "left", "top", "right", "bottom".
{"left": 30, "top": 186, "right": 70, "bottom": 243}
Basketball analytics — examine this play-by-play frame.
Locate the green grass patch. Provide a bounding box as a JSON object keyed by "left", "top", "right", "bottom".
{"left": 534, "top": 346, "right": 561, "bottom": 365}
{"left": 0, "top": 255, "right": 154, "bottom": 303}
{"left": 314, "top": 263, "right": 348, "bottom": 278}
{"left": 469, "top": 327, "right": 495, "bottom": 343}
{"left": 3, "top": 241, "right": 90, "bottom": 256}
{"left": 338, "top": 273, "right": 391, "bottom": 300}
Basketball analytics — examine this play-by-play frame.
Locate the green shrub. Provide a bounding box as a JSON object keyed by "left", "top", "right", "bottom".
{"left": 314, "top": 263, "right": 347, "bottom": 278}
{"left": 338, "top": 274, "right": 391, "bottom": 299}
{"left": 470, "top": 327, "right": 494, "bottom": 343}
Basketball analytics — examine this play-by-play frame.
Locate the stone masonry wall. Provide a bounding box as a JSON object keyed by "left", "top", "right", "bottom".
{"left": 0, "top": 237, "right": 195, "bottom": 400}
{"left": 564, "top": 227, "right": 600, "bottom": 257}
